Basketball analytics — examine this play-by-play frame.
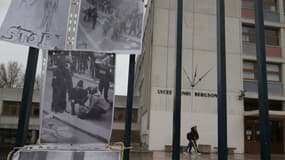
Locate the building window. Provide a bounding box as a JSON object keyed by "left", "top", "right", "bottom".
{"left": 242, "top": 25, "right": 279, "bottom": 46}
{"left": 243, "top": 61, "right": 256, "bottom": 80}
{"left": 267, "top": 63, "right": 281, "bottom": 81}
{"left": 114, "top": 108, "right": 138, "bottom": 123}
{"left": 0, "top": 129, "right": 37, "bottom": 146}
{"left": 242, "top": 0, "right": 278, "bottom": 12}
{"left": 31, "top": 103, "right": 40, "bottom": 117}
{"left": 2, "top": 101, "right": 40, "bottom": 117}
{"left": 2, "top": 101, "right": 19, "bottom": 116}
{"left": 243, "top": 61, "right": 281, "bottom": 82}
{"left": 263, "top": 0, "right": 278, "bottom": 12}
{"left": 283, "top": 0, "right": 285, "bottom": 14}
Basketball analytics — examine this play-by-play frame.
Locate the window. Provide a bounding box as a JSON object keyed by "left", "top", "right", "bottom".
{"left": 2, "top": 101, "right": 40, "bottom": 117}
{"left": 263, "top": 0, "right": 278, "bottom": 12}
{"left": 114, "top": 108, "right": 124, "bottom": 122}
{"left": 2, "top": 101, "right": 19, "bottom": 116}
{"left": 242, "top": 0, "right": 255, "bottom": 8}
{"left": 243, "top": 61, "right": 281, "bottom": 82}
{"left": 267, "top": 64, "right": 281, "bottom": 81}
{"left": 114, "top": 108, "right": 138, "bottom": 123}
{"left": 242, "top": 0, "right": 278, "bottom": 12}
{"left": 243, "top": 61, "right": 256, "bottom": 80}
{"left": 264, "top": 29, "right": 279, "bottom": 45}
{"left": 242, "top": 25, "right": 279, "bottom": 46}
{"left": 0, "top": 129, "right": 38, "bottom": 145}
{"left": 283, "top": 0, "right": 285, "bottom": 13}
{"left": 31, "top": 103, "right": 40, "bottom": 117}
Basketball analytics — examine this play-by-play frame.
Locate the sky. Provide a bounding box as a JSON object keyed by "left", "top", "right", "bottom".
{"left": 0, "top": 0, "right": 130, "bottom": 95}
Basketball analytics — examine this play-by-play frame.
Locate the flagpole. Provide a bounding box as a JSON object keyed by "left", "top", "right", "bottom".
{"left": 172, "top": 0, "right": 183, "bottom": 159}
{"left": 15, "top": 47, "right": 39, "bottom": 147}
{"left": 217, "top": 0, "right": 228, "bottom": 159}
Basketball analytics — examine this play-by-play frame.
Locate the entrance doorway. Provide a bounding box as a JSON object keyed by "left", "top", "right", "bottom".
{"left": 244, "top": 117, "right": 284, "bottom": 154}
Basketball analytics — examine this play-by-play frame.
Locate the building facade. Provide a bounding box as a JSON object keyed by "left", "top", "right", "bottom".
{"left": 0, "top": 88, "right": 140, "bottom": 156}
{"left": 134, "top": 0, "right": 285, "bottom": 154}
{"left": 0, "top": 88, "right": 40, "bottom": 157}
{"left": 242, "top": 0, "right": 285, "bottom": 154}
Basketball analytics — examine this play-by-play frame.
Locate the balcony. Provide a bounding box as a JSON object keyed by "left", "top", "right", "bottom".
{"left": 242, "top": 42, "right": 282, "bottom": 57}
{"left": 244, "top": 80, "right": 283, "bottom": 96}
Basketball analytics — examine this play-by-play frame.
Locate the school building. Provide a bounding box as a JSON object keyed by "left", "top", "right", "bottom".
{"left": 134, "top": 0, "right": 285, "bottom": 154}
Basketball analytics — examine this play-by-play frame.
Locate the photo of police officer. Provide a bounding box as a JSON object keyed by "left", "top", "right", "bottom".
{"left": 40, "top": 51, "right": 115, "bottom": 144}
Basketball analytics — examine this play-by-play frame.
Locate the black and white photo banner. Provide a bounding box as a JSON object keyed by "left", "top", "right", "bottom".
{"left": 40, "top": 50, "right": 115, "bottom": 144}
{"left": 0, "top": 0, "right": 145, "bottom": 54}
{"left": 12, "top": 150, "right": 120, "bottom": 160}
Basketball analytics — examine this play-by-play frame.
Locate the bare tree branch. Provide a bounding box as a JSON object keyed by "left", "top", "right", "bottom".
{"left": 0, "top": 64, "right": 8, "bottom": 88}
{"left": 0, "top": 61, "right": 23, "bottom": 88}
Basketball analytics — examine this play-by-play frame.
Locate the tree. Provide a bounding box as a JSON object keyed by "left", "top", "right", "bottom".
{"left": 0, "top": 64, "right": 8, "bottom": 88}
{"left": 0, "top": 61, "right": 23, "bottom": 88}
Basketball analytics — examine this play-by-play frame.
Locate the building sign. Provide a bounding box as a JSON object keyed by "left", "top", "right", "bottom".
{"left": 156, "top": 89, "right": 217, "bottom": 98}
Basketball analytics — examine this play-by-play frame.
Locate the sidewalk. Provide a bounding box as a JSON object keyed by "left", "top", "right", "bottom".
{"left": 51, "top": 111, "right": 110, "bottom": 141}
{"left": 129, "top": 152, "right": 285, "bottom": 160}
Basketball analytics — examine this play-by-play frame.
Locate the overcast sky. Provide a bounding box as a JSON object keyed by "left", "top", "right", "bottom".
{"left": 0, "top": 0, "right": 129, "bottom": 95}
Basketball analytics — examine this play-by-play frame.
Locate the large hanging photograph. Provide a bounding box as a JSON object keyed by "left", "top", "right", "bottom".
{"left": 0, "top": 0, "right": 70, "bottom": 49}
{"left": 13, "top": 150, "right": 120, "bottom": 160}
{"left": 76, "top": 0, "right": 144, "bottom": 53}
{"left": 40, "top": 50, "right": 115, "bottom": 144}
{"left": 0, "top": 0, "right": 145, "bottom": 53}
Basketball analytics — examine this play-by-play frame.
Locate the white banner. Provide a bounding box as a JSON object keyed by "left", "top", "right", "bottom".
{"left": 12, "top": 150, "right": 121, "bottom": 160}
{"left": 0, "top": 0, "right": 145, "bottom": 54}
{"left": 40, "top": 50, "right": 115, "bottom": 144}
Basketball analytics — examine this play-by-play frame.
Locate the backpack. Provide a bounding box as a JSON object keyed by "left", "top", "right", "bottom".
{"left": 187, "top": 132, "right": 191, "bottom": 140}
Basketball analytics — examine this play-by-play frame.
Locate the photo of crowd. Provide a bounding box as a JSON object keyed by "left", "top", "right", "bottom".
{"left": 40, "top": 51, "right": 115, "bottom": 144}
{"left": 76, "top": 0, "right": 144, "bottom": 52}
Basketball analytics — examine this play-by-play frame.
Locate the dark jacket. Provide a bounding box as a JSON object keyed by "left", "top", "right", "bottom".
{"left": 70, "top": 87, "right": 88, "bottom": 105}
{"left": 187, "top": 127, "right": 199, "bottom": 141}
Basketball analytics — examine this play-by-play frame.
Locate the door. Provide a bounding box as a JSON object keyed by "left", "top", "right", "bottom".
{"left": 244, "top": 117, "right": 284, "bottom": 154}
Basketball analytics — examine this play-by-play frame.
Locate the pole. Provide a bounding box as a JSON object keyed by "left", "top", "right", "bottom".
{"left": 217, "top": 0, "right": 228, "bottom": 159}
{"left": 254, "top": 0, "right": 271, "bottom": 159}
{"left": 15, "top": 47, "right": 39, "bottom": 147}
{"left": 123, "top": 54, "right": 136, "bottom": 160}
{"left": 172, "top": 0, "right": 183, "bottom": 159}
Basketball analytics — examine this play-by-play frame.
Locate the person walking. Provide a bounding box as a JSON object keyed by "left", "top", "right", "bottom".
{"left": 185, "top": 126, "right": 200, "bottom": 154}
